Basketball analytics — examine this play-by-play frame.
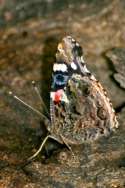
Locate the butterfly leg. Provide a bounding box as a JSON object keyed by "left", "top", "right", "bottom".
{"left": 27, "top": 135, "right": 59, "bottom": 162}
{"left": 60, "top": 135, "right": 75, "bottom": 156}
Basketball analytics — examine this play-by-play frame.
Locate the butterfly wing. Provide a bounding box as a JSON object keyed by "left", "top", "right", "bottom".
{"left": 50, "top": 36, "right": 118, "bottom": 144}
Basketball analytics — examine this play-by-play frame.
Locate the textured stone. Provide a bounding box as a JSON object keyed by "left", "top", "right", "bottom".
{"left": 0, "top": 0, "right": 125, "bottom": 187}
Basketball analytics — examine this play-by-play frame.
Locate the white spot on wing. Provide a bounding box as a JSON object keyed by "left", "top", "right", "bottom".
{"left": 76, "top": 42, "right": 79, "bottom": 46}
{"left": 71, "top": 62, "right": 77, "bottom": 70}
{"left": 53, "top": 63, "right": 67, "bottom": 72}
{"left": 83, "top": 65, "right": 90, "bottom": 73}
{"left": 81, "top": 56, "right": 85, "bottom": 63}
{"left": 50, "top": 92, "right": 55, "bottom": 100}
{"left": 62, "top": 64, "right": 67, "bottom": 72}
{"left": 71, "top": 38, "right": 75, "bottom": 42}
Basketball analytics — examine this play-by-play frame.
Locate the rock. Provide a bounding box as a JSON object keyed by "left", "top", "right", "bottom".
{"left": 0, "top": 0, "right": 125, "bottom": 187}
{"left": 106, "top": 47, "right": 125, "bottom": 89}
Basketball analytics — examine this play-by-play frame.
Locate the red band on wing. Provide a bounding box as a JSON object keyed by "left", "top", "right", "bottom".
{"left": 54, "top": 89, "right": 63, "bottom": 103}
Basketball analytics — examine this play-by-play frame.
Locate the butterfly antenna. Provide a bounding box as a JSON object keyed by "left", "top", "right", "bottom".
{"left": 8, "top": 91, "right": 49, "bottom": 122}
{"left": 31, "top": 81, "right": 49, "bottom": 116}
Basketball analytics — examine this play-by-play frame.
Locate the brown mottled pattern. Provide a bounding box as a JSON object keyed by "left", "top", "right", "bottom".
{"left": 51, "top": 74, "right": 118, "bottom": 144}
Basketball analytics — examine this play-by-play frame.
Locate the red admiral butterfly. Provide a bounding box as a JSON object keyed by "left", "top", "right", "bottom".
{"left": 10, "top": 36, "right": 118, "bottom": 162}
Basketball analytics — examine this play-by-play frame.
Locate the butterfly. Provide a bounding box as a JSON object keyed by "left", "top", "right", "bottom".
{"left": 10, "top": 36, "right": 118, "bottom": 161}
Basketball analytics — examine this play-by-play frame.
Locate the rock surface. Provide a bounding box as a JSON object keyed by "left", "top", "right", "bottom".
{"left": 106, "top": 47, "right": 125, "bottom": 89}
{"left": 0, "top": 0, "right": 125, "bottom": 187}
